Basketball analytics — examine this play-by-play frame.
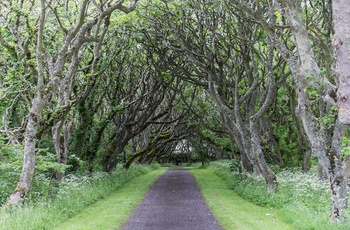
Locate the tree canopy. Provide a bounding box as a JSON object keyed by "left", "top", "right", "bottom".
{"left": 1, "top": 0, "right": 350, "bottom": 221}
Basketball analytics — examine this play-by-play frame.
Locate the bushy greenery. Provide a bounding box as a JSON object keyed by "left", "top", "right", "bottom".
{"left": 53, "top": 168, "right": 166, "bottom": 230}
{"left": 208, "top": 160, "right": 349, "bottom": 229}
{"left": 0, "top": 144, "right": 74, "bottom": 205}
{"left": 0, "top": 164, "right": 160, "bottom": 230}
{"left": 0, "top": 144, "right": 23, "bottom": 205}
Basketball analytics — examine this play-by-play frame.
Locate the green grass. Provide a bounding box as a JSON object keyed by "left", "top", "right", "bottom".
{"left": 53, "top": 168, "right": 167, "bottom": 230}
{"left": 191, "top": 168, "right": 295, "bottom": 230}
{"left": 205, "top": 161, "right": 350, "bottom": 230}
{"left": 0, "top": 164, "right": 161, "bottom": 230}
{"left": 3, "top": 162, "right": 347, "bottom": 230}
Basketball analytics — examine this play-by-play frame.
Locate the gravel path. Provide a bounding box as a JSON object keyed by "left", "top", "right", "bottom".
{"left": 122, "top": 168, "right": 222, "bottom": 230}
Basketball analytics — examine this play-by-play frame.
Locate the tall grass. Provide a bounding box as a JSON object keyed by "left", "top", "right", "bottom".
{"left": 208, "top": 160, "right": 349, "bottom": 230}
{"left": 0, "top": 164, "right": 159, "bottom": 230}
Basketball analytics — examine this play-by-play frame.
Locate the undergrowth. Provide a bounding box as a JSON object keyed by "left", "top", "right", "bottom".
{"left": 208, "top": 160, "right": 349, "bottom": 230}
{"left": 0, "top": 164, "right": 159, "bottom": 230}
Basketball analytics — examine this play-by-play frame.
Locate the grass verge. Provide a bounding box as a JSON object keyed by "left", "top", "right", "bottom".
{"left": 191, "top": 168, "right": 295, "bottom": 230}
{"left": 206, "top": 161, "right": 349, "bottom": 230}
{"left": 0, "top": 164, "right": 162, "bottom": 230}
{"left": 53, "top": 168, "right": 167, "bottom": 230}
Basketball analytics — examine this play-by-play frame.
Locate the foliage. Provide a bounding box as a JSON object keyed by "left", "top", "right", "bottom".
{"left": 341, "top": 135, "right": 350, "bottom": 156}
{"left": 228, "top": 159, "right": 241, "bottom": 172}
{"left": 208, "top": 161, "right": 350, "bottom": 229}
{"left": 53, "top": 168, "right": 166, "bottom": 230}
{"left": 0, "top": 0, "right": 348, "bottom": 221}
{"left": 0, "top": 164, "right": 160, "bottom": 230}
{"left": 0, "top": 142, "right": 77, "bottom": 205}
{"left": 0, "top": 144, "right": 22, "bottom": 205}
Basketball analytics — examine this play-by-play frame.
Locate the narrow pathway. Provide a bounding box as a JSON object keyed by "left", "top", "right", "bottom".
{"left": 122, "top": 168, "right": 222, "bottom": 230}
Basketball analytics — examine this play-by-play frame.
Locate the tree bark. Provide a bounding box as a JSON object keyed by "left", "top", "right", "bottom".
{"left": 208, "top": 80, "right": 254, "bottom": 172}
{"left": 250, "top": 119, "right": 277, "bottom": 193}
{"left": 103, "top": 136, "right": 130, "bottom": 172}
{"left": 53, "top": 120, "right": 71, "bottom": 181}
{"left": 248, "top": 41, "right": 277, "bottom": 192}
{"left": 281, "top": 1, "right": 348, "bottom": 220}
{"left": 208, "top": 78, "right": 276, "bottom": 191}
{"left": 7, "top": 0, "right": 140, "bottom": 205}
{"left": 7, "top": 97, "right": 45, "bottom": 205}
{"left": 302, "top": 149, "right": 312, "bottom": 173}
{"left": 332, "top": 0, "right": 350, "bottom": 125}
{"left": 328, "top": 120, "right": 347, "bottom": 220}
{"left": 6, "top": 0, "right": 47, "bottom": 205}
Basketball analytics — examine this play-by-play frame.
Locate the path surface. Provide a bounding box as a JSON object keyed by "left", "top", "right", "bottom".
{"left": 122, "top": 168, "right": 222, "bottom": 230}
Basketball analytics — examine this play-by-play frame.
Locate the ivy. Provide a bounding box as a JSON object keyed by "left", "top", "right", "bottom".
{"left": 342, "top": 137, "right": 350, "bottom": 156}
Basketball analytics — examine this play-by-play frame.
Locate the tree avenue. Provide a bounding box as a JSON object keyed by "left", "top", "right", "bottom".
{"left": 0, "top": 0, "right": 349, "bottom": 223}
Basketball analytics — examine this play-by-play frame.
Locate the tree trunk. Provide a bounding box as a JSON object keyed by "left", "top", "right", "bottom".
{"left": 124, "top": 146, "right": 154, "bottom": 169}
{"left": 7, "top": 95, "right": 45, "bottom": 205}
{"left": 317, "top": 162, "right": 327, "bottom": 180}
{"left": 282, "top": 1, "right": 348, "bottom": 220}
{"left": 52, "top": 120, "right": 71, "bottom": 181}
{"left": 332, "top": 0, "right": 350, "bottom": 125}
{"left": 103, "top": 140, "right": 128, "bottom": 172}
{"left": 230, "top": 130, "right": 253, "bottom": 172}
{"left": 248, "top": 38, "right": 277, "bottom": 193}
{"left": 208, "top": 78, "right": 274, "bottom": 189}
{"left": 271, "top": 137, "right": 284, "bottom": 167}
{"left": 302, "top": 149, "right": 312, "bottom": 173}
{"left": 261, "top": 116, "right": 284, "bottom": 167}
{"left": 6, "top": 0, "right": 139, "bottom": 205}
{"left": 287, "top": 84, "right": 312, "bottom": 172}
{"left": 328, "top": 120, "right": 347, "bottom": 220}
{"left": 7, "top": 0, "right": 46, "bottom": 206}
{"left": 250, "top": 119, "right": 277, "bottom": 193}
{"left": 328, "top": 150, "right": 348, "bottom": 221}
{"left": 208, "top": 80, "right": 255, "bottom": 172}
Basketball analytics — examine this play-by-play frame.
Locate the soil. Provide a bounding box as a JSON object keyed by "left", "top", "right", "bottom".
{"left": 122, "top": 168, "right": 222, "bottom": 230}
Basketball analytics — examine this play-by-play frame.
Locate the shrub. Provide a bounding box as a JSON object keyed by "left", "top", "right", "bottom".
{"left": 0, "top": 145, "right": 23, "bottom": 205}
{"left": 208, "top": 160, "right": 350, "bottom": 229}
{"left": 0, "top": 164, "right": 160, "bottom": 230}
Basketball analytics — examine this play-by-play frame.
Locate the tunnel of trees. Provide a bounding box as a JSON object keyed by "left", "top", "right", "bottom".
{"left": 1, "top": 0, "right": 350, "bottom": 221}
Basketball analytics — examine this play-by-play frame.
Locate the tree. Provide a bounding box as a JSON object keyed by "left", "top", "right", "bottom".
{"left": 6, "top": 0, "right": 139, "bottom": 206}
{"left": 0, "top": 0, "right": 348, "bottom": 222}
{"left": 332, "top": 0, "right": 350, "bottom": 125}
{"left": 139, "top": 0, "right": 284, "bottom": 192}
{"left": 228, "top": 0, "right": 348, "bottom": 220}
{"left": 0, "top": 0, "right": 37, "bottom": 145}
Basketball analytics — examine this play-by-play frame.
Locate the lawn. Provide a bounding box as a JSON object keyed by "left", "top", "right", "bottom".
{"left": 52, "top": 168, "right": 167, "bottom": 230}
{"left": 191, "top": 168, "right": 295, "bottom": 230}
